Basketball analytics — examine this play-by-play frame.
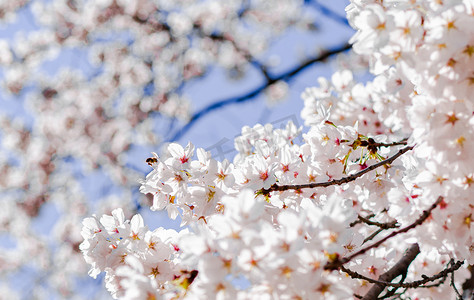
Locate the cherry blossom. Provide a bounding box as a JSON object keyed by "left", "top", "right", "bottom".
{"left": 2, "top": 0, "right": 474, "bottom": 298}
{"left": 78, "top": 0, "right": 471, "bottom": 298}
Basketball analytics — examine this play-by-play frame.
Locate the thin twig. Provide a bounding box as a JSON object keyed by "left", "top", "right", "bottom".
{"left": 350, "top": 213, "right": 376, "bottom": 227}
{"left": 341, "top": 245, "right": 417, "bottom": 292}
{"left": 450, "top": 259, "right": 463, "bottom": 299}
{"left": 325, "top": 196, "right": 443, "bottom": 270}
{"left": 372, "top": 140, "right": 408, "bottom": 148}
{"left": 342, "top": 258, "right": 464, "bottom": 290}
{"left": 357, "top": 215, "right": 399, "bottom": 229}
{"left": 363, "top": 228, "right": 385, "bottom": 244}
{"left": 310, "top": 0, "right": 350, "bottom": 26}
{"left": 260, "top": 146, "right": 413, "bottom": 195}
{"left": 361, "top": 243, "right": 420, "bottom": 300}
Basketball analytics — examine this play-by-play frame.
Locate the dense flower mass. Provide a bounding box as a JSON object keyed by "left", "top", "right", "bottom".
{"left": 81, "top": 1, "right": 474, "bottom": 298}
{"left": 0, "top": 0, "right": 337, "bottom": 298}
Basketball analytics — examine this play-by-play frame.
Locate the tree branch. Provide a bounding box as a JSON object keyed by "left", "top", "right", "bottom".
{"left": 451, "top": 261, "right": 463, "bottom": 299}
{"left": 363, "top": 228, "right": 385, "bottom": 244}
{"left": 325, "top": 196, "right": 444, "bottom": 270}
{"left": 259, "top": 145, "right": 413, "bottom": 195}
{"left": 309, "top": 0, "right": 350, "bottom": 27}
{"left": 462, "top": 265, "right": 474, "bottom": 298}
{"left": 168, "top": 43, "right": 352, "bottom": 142}
{"left": 341, "top": 257, "right": 464, "bottom": 295}
{"left": 350, "top": 213, "right": 375, "bottom": 227}
{"left": 357, "top": 215, "right": 399, "bottom": 230}
{"left": 371, "top": 139, "right": 408, "bottom": 148}
{"left": 361, "top": 243, "right": 420, "bottom": 300}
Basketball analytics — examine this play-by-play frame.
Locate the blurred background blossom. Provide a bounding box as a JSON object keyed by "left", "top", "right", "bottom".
{"left": 0, "top": 0, "right": 355, "bottom": 298}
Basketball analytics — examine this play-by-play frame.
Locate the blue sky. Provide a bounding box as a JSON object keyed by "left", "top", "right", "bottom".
{"left": 0, "top": 1, "right": 354, "bottom": 298}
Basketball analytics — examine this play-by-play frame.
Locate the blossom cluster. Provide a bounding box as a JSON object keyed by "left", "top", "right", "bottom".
{"left": 0, "top": 1, "right": 334, "bottom": 298}
{"left": 82, "top": 189, "right": 360, "bottom": 299}
{"left": 80, "top": 207, "right": 189, "bottom": 299}
{"left": 84, "top": 122, "right": 470, "bottom": 298}
{"left": 305, "top": 0, "right": 474, "bottom": 261}
{"left": 81, "top": 0, "right": 474, "bottom": 298}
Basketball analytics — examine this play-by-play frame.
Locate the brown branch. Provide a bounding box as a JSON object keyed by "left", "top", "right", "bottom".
{"left": 352, "top": 137, "right": 408, "bottom": 148}
{"left": 260, "top": 146, "right": 413, "bottom": 195}
{"left": 372, "top": 140, "right": 408, "bottom": 148}
{"left": 361, "top": 243, "right": 420, "bottom": 300}
{"left": 462, "top": 265, "right": 474, "bottom": 298}
{"left": 450, "top": 260, "right": 463, "bottom": 299}
{"left": 169, "top": 43, "right": 352, "bottom": 142}
{"left": 363, "top": 228, "right": 385, "bottom": 244}
{"left": 357, "top": 215, "right": 399, "bottom": 230}
{"left": 342, "top": 258, "right": 464, "bottom": 293}
{"left": 325, "top": 196, "right": 444, "bottom": 270}
{"left": 353, "top": 137, "right": 409, "bottom": 156}
{"left": 350, "top": 213, "right": 376, "bottom": 227}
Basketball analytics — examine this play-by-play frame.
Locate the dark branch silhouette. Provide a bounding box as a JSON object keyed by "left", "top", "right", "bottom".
{"left": 370, "top": 139, "right": 408, "bottom": 148}
{"left": 168, "top": 43, "right": 352, "bottom": 142}
{"left": 350, "top": 213, "right": 376, "bottom": 227}
{"left": 356, "top": 215, "right": 399, "bottom": 230}
{"left": 462, "top": 266, "right": 474, "bottom": 299}
{"left": 351, "top": 215, "right": 400, "bottom": 244}
{"left": 451, "top": 264, "right": 463, "bottom": 299}
{"left": 341, "top": 257, "right": 464, "bottom": 299}
{"left": 259, "top": 145, "right": 413, "bottom": 195}
{"left": 325, "top": 196, "right": 444, "bottom": 270}
{"left": 360, "top": 243, "right": 420, "bottom": 300}
{"left": 363, "top": 228, "right": 385, "bottom": 244}
{"left": 308, "top": 0, "right": 351, "bottom": 27}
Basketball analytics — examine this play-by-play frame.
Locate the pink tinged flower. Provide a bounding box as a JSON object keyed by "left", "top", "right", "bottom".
{"left": 207, "top": 216, "right": 244, "bottom": 252}
{"left": 198, "top": 255, "right": 229, "bottom": 282}
{"left": 144, "top": 232, "right": 172, "bottom": 261}
{"left": 167, "top": 142, "right": 195, "bottom": 167}
{"left": 351, "top": 4, "right": 394, "bottom": 52}
{"left": 331, "top": 70, "right": 354, "bottom": 92}
{"left": 80, "top": 217, "right": 113, "bottom": 279}
{"left": 100, "top": 208, "right": 126, "bottom": 235}
{"left": 243, "top": 155, "right": 276, "bottom": 189}
{"left": 276, "top": 120, "right": 302, "bottom": 142}
{"left": 80, "top": 216, "right": 104, "bottom": 240}
{"left": 115, "top": 256, "right": 161, "bottom": 300}
{"left": 354, "top": 249, "right": 394, "bottom": 280}
{"left": 179, "top": 233, "right": 209, "bottom": 256}
{"left": 151, "top": 262, "right": 176, "bottom": 284}
{"left": 139, "top": 169, "right": 173, "bottom": 196}
{"left": 237, "top": 247, "right": 272, "bottom": 276}
{"left": 191, "top": 148, "right": 212, "bottom": 171}
{"left": 151, "top": 193, "right": 179, "bottom": 220}
{"left": 130, "top": 214, "right": 147, "bottom": 241}
{"left": 277, "top": 211, "right": 306, "bottom": 250}
{"left": 386, "top": 188, "right": 418, "bottom": 224}
{"left": 202, "top": 279, "right": 237, "bottom": 299}
{"left": 254, "top": 139, "right": 272, "bottom": 159}
{"left": 265, "top": 80, "right": 288, "bottom": 105}
{"left": 391, "top": 10, "right": 423, "bottom": 51}
{"left": 215, "top": 160, "right": 235, "bottom": 188}
{"left": 425, "top": 8, "right": 467, "bottom": 51}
